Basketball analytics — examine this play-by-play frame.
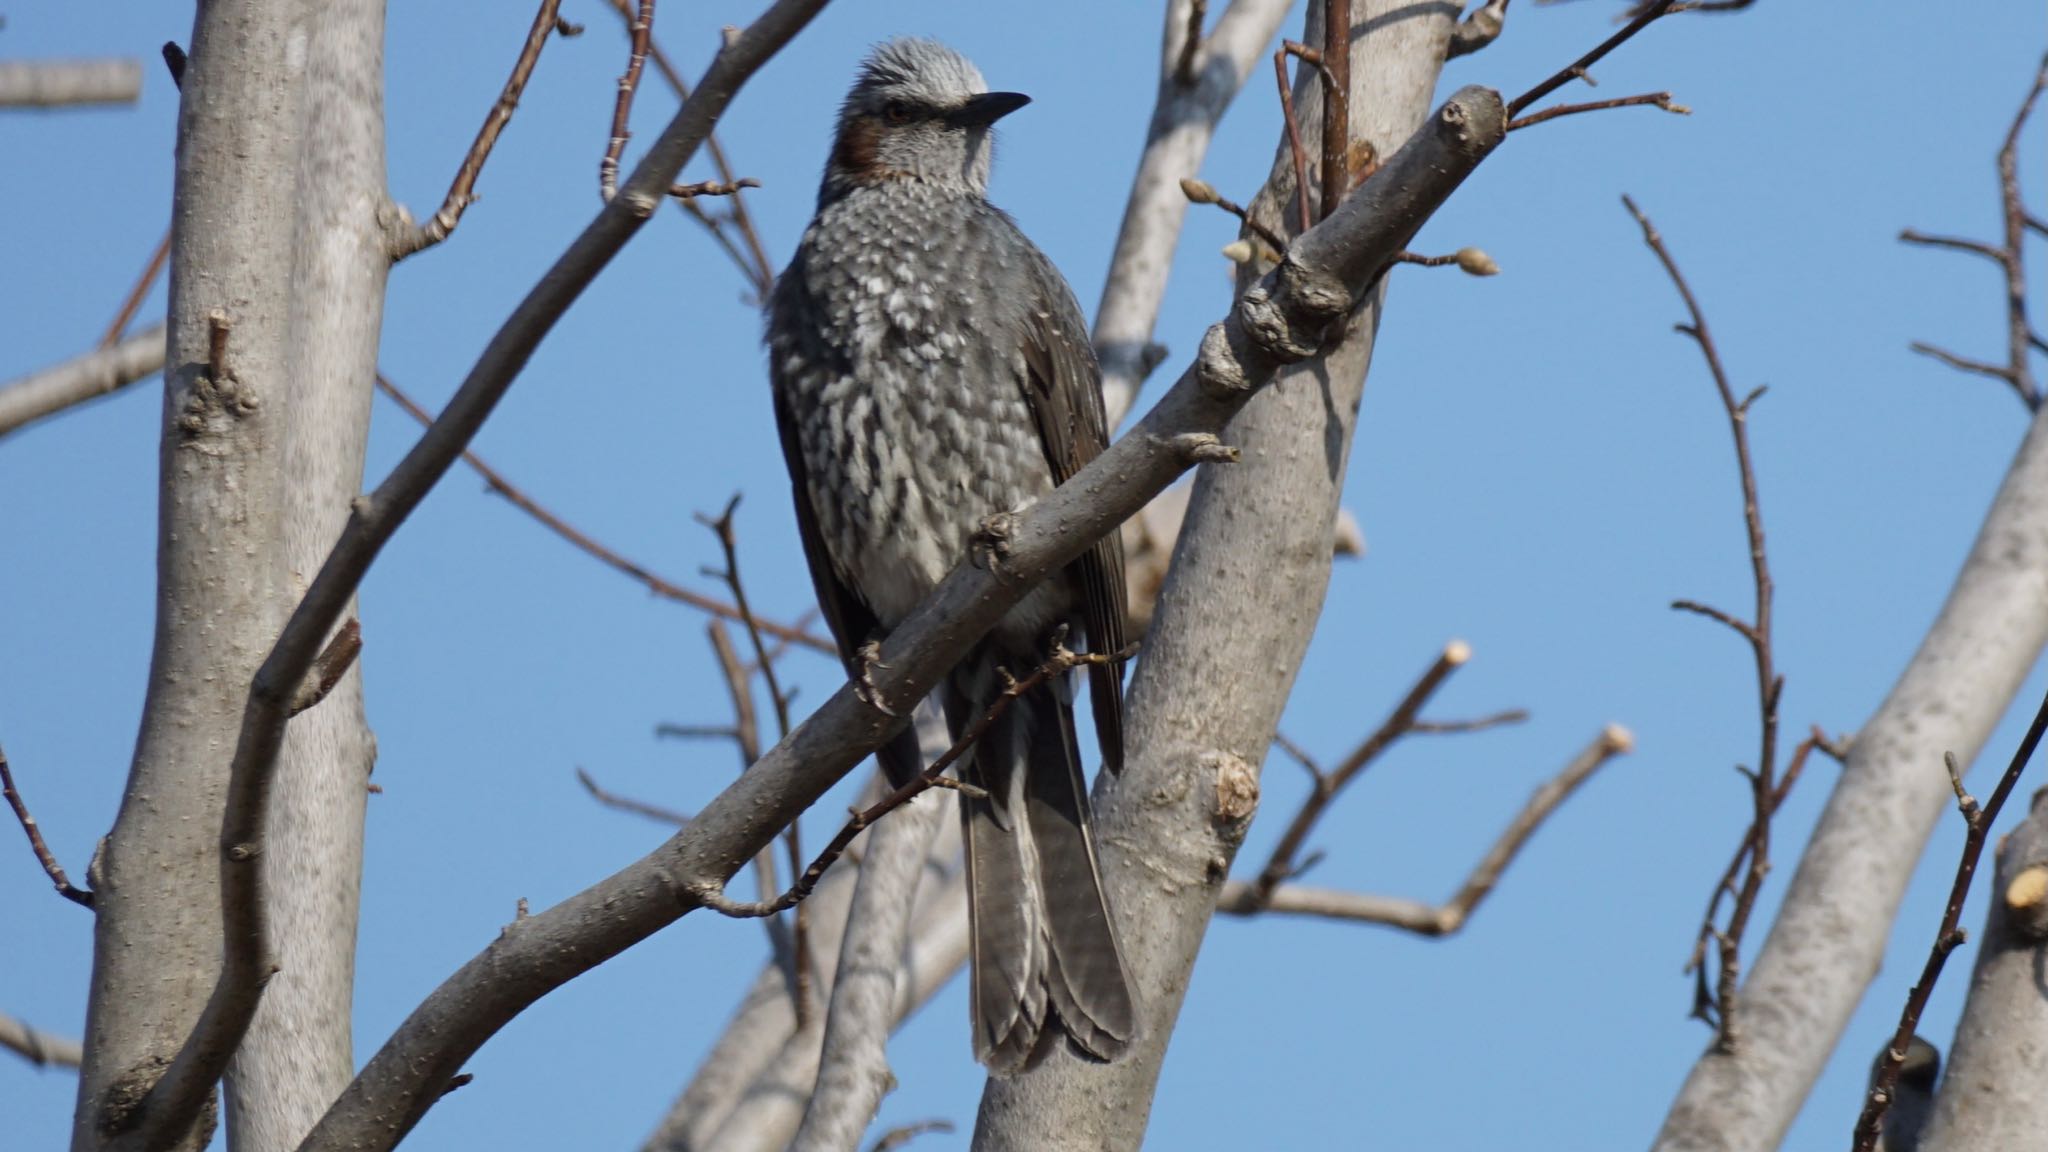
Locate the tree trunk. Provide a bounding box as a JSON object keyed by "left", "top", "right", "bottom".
{"left": 970, "top": 3, "right": 1459, "bottom": 1147}
{"left": 224, "top": 1, "right": 388, "bottom": 1148}
{"left": 72, "top": 3, "right": 311, "bottom": 1149}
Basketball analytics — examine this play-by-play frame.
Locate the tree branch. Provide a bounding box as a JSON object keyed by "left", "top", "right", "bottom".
{"left": 392, "top": 0, "right": 568, "bottom": 259}
{"left": 1852, "top": 686, "right": 2048, "bottom": 1151}
{"left": 374, "top": 374, "right": 831, "bottom": 651}
{"left": 0, "top": 324, "right": 165, "bottom": 440}
{"left": 0, "top": 745, "right": 94, "bottom": 908}
{"left": 0, "top": 1012, "right": 83, "bottom": 1069}
{"left": 0, "top": 59, "right": 143, "bottom": 108}
{"left": 1217, "top": 724, "right": 1631, "bottom": 934}
{"left": 289, "top": 75, "right": 1502, "bottom": 1152}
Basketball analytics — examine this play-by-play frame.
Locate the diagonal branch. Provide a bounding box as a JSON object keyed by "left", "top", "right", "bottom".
{"left": 1218, "top": 724, "right": 1632, "bottom": 934}
{"left": 285, "top": 81, "right": 1504, "bottom": 1152}
{"left": 374, "top": 374, "right": 830, "bottom": 651}
{"left": 0, "top": 325, "right": 166, "bottom": 440}
{"left": 392, "top": 0, "right": 569, "bottom": 259}
{"left": 0, "top": 746, "right": 94, "bottom": 908}
{"left": 0, "top": 1012, "right": 83, "bottom": 1068}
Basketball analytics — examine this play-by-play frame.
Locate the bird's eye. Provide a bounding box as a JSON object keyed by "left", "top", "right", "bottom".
{"left": 882, "top": 100, "right": 913, "bottom": 125}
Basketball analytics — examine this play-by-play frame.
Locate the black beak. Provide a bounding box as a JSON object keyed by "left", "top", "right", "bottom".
{"left": 950, "top": 91, "right": 1031, "bottom": 128}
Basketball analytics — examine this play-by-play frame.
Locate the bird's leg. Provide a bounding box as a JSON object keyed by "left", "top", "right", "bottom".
{"left": 853, "top": 638, "right": 900, "bottom": 717}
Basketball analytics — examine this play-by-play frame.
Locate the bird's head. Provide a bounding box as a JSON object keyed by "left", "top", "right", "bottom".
{"left": 822, "top": 39, "right": 1028, "bottom": 202}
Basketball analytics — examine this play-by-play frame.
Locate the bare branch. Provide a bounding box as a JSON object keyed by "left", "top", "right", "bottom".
{"left": 1898, "top": 228, "right": 2005, "bottom": 265}
{"left": 1218, "top": 724, "right": 1631, "bottom": 934}
{"left": 0, "top": 324, "right": 165, "bottom": 440}
{"left": 393, "top": 0, "right": 567, "bottom": 259}
{"left": 1507, "top": 90, "right": 1687, "bottom": 131}
{"left": 375, "top": 374, "right": 830, "bottom": 651}
{"left": 1852, "top": 687, "right": 2048, "bottom": 1151}
{"left": 1445, "top": 0, "right": 1511, "bottom": 59}
{"left": 1095, "top": 0, "right": 1298, "bottom": 424}
{"left": 575, "top": 767, "right": 693, "bottom": 827}
{"left": 102, "top": 230, "right": 170, "bottom": 347}
{"left": 296, "top": 83, "right": 1503, "bottom": 1152}
{"left": 600, "top": 0, "right": 655, "bottom": 202}
{"left": 0, "top": 746, "right": 94, "bottom": 908}
{"left": 1506, "top": 0, "right": 1675, "bottom": 118}
{"left": 0, "top": 59, "right": 143, "bottom": 108}
{"left": 868, "top": 1120, "right": 956, "bottom": 1152}
{"left": 0, "top": 1012, "right": 82, "bottom": 1069}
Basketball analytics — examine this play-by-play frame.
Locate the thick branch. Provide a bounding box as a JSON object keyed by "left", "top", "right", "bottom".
{"left": 0, "top": 59, "right": 143, "bottom": 108}
{"left": 1093, "top": 0, "right": 1297, "bottom": 426}
{"left": 292, "top": 78, "right": 1502, "bottom": 1152}
{"left": 0, "top": 325, "right": 165, "bottom": 439}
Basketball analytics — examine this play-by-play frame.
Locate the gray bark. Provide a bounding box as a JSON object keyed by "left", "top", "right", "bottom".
{"left": 0, "top": 59, "right": 143, "bottom": 108}
{"left": 71, "top": 3, "right": 311, "bottom": 1149}
{"left": 971, "top": 4, "right": 1461, "bottom": 1148}
{"left": 223, "top": 2, "right": 388, "bottom": 1149}
{"left": 790, "top": 789, "right": 949, "bottom": 1152}
{"left": 1094, "top": 0, "right": 1297, "bottom": 427}
{"left": 0, "top": 325, "right": 166, "bottom": 439}
{"left": 1653, "top": 402, "right": 2048, "bottom": 1150}
{"left": 1918, "top": 792, "right": 2048, "bottom": 1152}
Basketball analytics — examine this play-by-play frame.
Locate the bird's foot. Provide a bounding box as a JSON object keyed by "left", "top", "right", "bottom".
{"left": 854, "top": 639, "right": 899, "bottom": 717}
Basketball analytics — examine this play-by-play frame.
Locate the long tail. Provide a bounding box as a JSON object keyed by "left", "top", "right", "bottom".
{"left": 950, "top": 654, "right": 1136, "bottom": 1074}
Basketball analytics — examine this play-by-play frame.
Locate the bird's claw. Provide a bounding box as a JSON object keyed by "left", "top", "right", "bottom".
{"left": 854, "top": 640, "right": 899, "bottom": 717}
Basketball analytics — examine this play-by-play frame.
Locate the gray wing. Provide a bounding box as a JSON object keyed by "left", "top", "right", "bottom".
{"left": 1016, "top": 249, "right": 1130, "bottom": 773}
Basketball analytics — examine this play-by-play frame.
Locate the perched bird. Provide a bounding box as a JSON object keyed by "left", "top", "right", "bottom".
{"left": 766, "top": 38, "right": 1135, "bottom": 1073}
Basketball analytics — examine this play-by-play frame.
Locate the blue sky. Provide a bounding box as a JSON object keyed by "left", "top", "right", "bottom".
{"left": 4, "top": 2, "right": 2045, "bottom": 1149}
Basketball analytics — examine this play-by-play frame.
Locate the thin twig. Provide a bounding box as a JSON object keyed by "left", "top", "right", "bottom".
{"left": 1250, "top": 641, "right": 1478, "bottom": 903}
{"left": 607, "top": 0, "right": 774, "bottom": 298}
{"left": 0, "top": 746, "right": 94, "bottom": 908}
{"left": 394, "top": 0, "right": 567, "bottom": 260}
{"left": 1506, "top": 0, "right": 1676, "bottom": 118}
{"left": 101, "top": 229, "right": 170, "bottom": 348}
{"left": 599, "top": 0, "right": 655, "bottom": 202}
{"left": 867, "top": 1119, "right": 956, "bottom": 1152}
{"left": 373, "top": 375, "right": 830, "bottom": 651}
{"left": 575, "top": 767, "right": 693, "bottom": 826}
{"left": 1180, "top": 177, "right": 1289, "bottom": 254}
{"left": 1896, "top": 52, "right": 2048, "bottom": 411}
{"left": 1851, "top": 687, "right": 2048, "bottom": 1151}
{"left": 1625, "top": 193, "right": 1784, "bottom": 1050}
{"left": 1507, "top": 90, "right": 1687, "bottom": 131}
{"left": 697, "top": 643, "right": 1134, "bottom": 918}
{"left": 1273, "top": 46, "right": 1314, "bottom": 233}
{"left": 669, "top": 178, "right": 758, "bottom": 199}
{"left": 1219, "top": 725, "right": 1632, "bottom": 934}
{"left": 1317, "top": 1, "right": 1351, "bottom": 224}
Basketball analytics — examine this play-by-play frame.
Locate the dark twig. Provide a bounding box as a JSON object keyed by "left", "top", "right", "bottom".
{"left": 575, "top": 767, "right": 693, "bottom": 826}
{"left": 1851, "top": 688, "right": 2048, "bottom": 1152}
{"left": 1318, "top": 1, "right": 1351, "bottom": 223}
{"left": 1625, "top": 194, "right": 1784, "bottom": 1051}
{"left": 697, "top": 497, "right": 795, "bottom": 744}
{"left": 868, "top": 1119, "right": 956, "bottom": 1152}
{"left": 1272, "top": 45, "right": 1315, "bottom": 234}
{"left": 1683, "top": 728, "right": 1829, "bottom": 1026}
{"left": 374, "top": 375, "right": 830, "bottom": 652}
{"left": 1507, "top": 0, "right": 1675, "bottom": 118}
{"left": 0, "top": 746, "right": 94, "bottom": 909}
{"left": 1393, "top": 247, "right": 1499, "bottom": 275}
{"left": 1250, "top": 642, "right": 1477, "bottom": 903}
{"left": 669, "top": 178, "right": 758, "bottom": 199}
{"left": 599, "top": 0, "right": 655, "bottom": 202}
{"left": 1507, "top": 90, "right": 1687, "bottom": 131}
{"left": 607, "top": 0, "right": 775, "bottom": 298}
{"left": 101, "top": 229, "right": 170, "bottom": 348}
{"left": 1219, "top": 724, "right": 1631, "bottom": 934}
{"left": 697, "top": 642, "right": 1135, "bottom": 918}
{"left": 288, "top": 620, "right": 363, "bottom": 717}
{"left": 1180, "top": 177, "right": 1290, "bottom": 255}
{"left": 394, "top": 0, "right": 565, "bottom": 259}
{"left": 1409, "top": 708, "right": 1530, "bottom": 734}
{"left": 1897, "top": 52, "right": 2048, "bottom": 411}
{"left": 1173, "top": 0, "right": 1208, "bottom": 86}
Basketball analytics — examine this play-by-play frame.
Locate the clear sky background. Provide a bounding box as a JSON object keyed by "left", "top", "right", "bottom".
{"left": 5, "top": 2, "right": 2046, "bottom": 1149}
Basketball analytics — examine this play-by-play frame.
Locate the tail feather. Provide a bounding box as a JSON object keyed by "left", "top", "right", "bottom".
{"left": 953, "top": 655, "right": 1136, "bottom": 1075}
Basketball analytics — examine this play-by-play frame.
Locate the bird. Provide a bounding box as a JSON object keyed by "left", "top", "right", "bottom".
{"left": 765, "top": 37, "right": 1136, "bottom": 1074}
